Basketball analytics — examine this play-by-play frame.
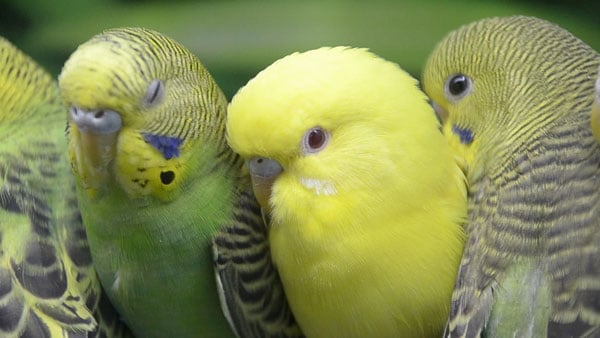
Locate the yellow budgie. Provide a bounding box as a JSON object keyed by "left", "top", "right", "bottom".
{"left": 225, "top": 46, "right": 467, "bottom": 338}
{"left": 422, "top": 15, "right": 600, "bottom": 337}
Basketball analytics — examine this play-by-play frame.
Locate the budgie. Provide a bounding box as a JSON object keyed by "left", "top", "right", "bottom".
{"left": 0, "top": 36, "right": 128, "bottom": 337}
{"left": 422, "top": 15, "right": 600, "bottom": 338}
{"left": 58, "top": 27, "right": 292, "bottom": 338}
{"left": 225, "top": 46, "right": 467, "bottom": 338}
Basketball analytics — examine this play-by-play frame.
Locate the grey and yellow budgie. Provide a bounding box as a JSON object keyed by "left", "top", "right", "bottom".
{"left": 422, "top": 15, "right": 600, "bottom": 338}
{"left": 58, "top": 27, "right": 300, "bottom": 338}
{"left": 0, "top": 36, "right": 129, "bottom": 337}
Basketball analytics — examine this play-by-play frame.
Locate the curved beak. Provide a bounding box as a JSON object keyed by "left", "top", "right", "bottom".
{"left": 431, "top": 101, "right": 471, "bottom": 177}
{"left": 247, "top": 157, "right": 283, "bottom": 218}
{"left": 432, "top": 101, "right": 448, "bottom": 123}
{"left": 69, "top": 106, "right": 122, "bottom": 194}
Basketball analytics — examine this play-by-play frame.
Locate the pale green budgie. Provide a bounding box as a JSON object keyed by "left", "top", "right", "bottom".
{"left": 422, "top": 15, "right": 600, "bottom": 338}
{"left": 0, "top": 36, "right": 129, "bottom": 337}
{"left": 58, "top": 27, "right": 299, "bottom": 338}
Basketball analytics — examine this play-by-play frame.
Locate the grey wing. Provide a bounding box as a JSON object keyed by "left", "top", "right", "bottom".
{"left": 445, "top": 175, "right": 500, "bottom": 338}
{"left": 213, "top": 185, "right": 304, "bottom": 338}
{"left": 448, "top": 108, "right": 600, "bottom": 338}
{"left": 444, "top": 206, "right": 494, "bottom": 338}
{"left": 0, "top": 125, "right": 131, "bottom": 338}
{"left": 0, "top": 142, "right": 98, "bottom": 337}
{"left": 545, "top": 108, "right": 600, "bottom": 338}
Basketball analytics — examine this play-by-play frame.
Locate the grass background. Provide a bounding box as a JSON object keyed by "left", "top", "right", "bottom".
{"left": 2, "top": 0, "right": 599, "bottom": 98}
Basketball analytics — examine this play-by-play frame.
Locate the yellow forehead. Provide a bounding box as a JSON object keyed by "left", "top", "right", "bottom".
{"left": 227, "top": 47, "right": 433, "bottom": 159}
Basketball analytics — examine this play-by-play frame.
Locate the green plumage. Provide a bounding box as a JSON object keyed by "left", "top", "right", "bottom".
{"left": 422, "top": 16, "right": 600, "bottom": 338}
{"left": 0, "top": 36, "right": 128, "bottom": 337}
{"left": 58, "top": 27, "right": 297, "bottom": 338}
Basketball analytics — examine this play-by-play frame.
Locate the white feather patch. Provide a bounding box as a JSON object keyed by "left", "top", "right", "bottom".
{"left": 300, "top": 177, "right": 337, "bottom": 196}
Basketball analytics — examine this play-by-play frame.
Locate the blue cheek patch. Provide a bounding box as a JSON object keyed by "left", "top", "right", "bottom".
{"left": 452, "top": 125, "right": 474, "bottom": 145}
{"left": 143, "top": 133, "right": 183, "bottom": 160}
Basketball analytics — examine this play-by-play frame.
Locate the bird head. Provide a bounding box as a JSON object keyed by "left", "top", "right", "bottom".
{"left": 422, "top": 16, "right": 598, "bottom": 177}
{"left": 59, "top": 28, "right": 229, "bottom": 200}
{"left": 227, "top": 47, "right": 456, "bottom": 233}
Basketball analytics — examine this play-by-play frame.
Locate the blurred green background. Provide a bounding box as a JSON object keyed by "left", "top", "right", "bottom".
{"left": 2, "top": 0, "right": 599, "bottom": 99}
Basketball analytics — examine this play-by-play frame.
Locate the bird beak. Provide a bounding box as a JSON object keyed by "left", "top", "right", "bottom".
{"left": 431, "top": 101, "right": 471, "bottom": 176}
{"left": 68, "top": 105, "right": 123, "bottom": 195}
{"left": 247, "top": 157, "right": 283, "bottom": 219}
{"left": 432, "top": 101, "right": 448, "bottom": 123}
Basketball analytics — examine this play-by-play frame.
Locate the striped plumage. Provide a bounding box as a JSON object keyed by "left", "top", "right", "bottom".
{"left": 422, "top": 16, "right": 600, "bottom": 338}
{"left": 58, "top": 28, "right": 261, "bottom": 337}
{"left": 212, "top": 183, "right": 304, "bottom": 338}
{"left": 0, "top": 36, "right": 128, "bottom": 337}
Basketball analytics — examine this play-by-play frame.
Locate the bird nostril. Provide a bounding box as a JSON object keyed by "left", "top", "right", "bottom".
{"left": 94, "top": 110, "right": 105, "bottom": 118}
{"left": 257, "top": 158, "right": 263, "bottom": 164}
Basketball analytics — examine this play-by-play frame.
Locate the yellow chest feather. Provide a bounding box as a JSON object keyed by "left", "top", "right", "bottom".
{"left": 270, "top": 211, "right": 463, "bottom": 338}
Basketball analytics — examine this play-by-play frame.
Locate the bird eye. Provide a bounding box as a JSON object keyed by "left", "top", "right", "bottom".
{"left": 302, "top": 127, "right": 329, "bottom": 154}
{"left": 144, "top": 79, "right": 165, "bottom": 107}
{"left": 444, "top": 74, "right": 472, "bottom": 101}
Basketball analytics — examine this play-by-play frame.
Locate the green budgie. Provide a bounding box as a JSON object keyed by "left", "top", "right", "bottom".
{"left": 58, "top": 27, "right": 299, "bottom": 338}
{"left": 0, "top": 36, "right": 129, "bottom": 337}
{"left": 422, "top": 16, "right": 600, "bottom": 337}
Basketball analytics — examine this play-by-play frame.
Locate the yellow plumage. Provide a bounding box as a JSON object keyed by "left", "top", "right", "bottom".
{"left": 227, "top": 47, "right": 467, "bottom": 337}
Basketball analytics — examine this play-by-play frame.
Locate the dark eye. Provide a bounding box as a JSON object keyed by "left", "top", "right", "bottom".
{"left": 144, "top": 79, "right": 165, "bottom": 106}
{"left": 302, "top": 127, "right": 329, "bottom": 154}
{"left": 444, "top": 74, "right": 472, "bottom": 101}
